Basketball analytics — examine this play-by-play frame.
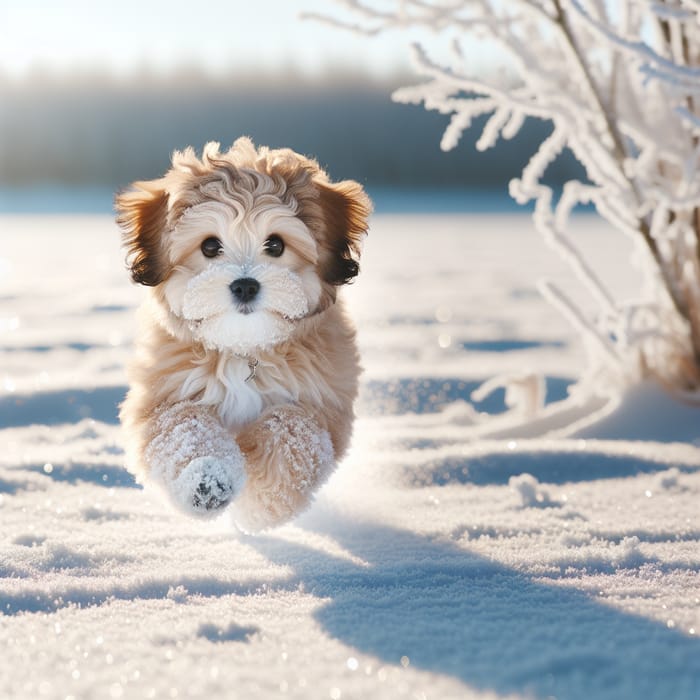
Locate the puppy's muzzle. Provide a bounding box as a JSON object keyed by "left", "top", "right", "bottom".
{"left": 230, "top": 277, "right": 260, "bottom": 304}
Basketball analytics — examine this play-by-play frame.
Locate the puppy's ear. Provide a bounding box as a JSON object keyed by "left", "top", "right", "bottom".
{"left": 115, "top": 181, "right": 170, "bottom": 286}
{"left": 317, "top": 180, "right": 372, "bottom": 286}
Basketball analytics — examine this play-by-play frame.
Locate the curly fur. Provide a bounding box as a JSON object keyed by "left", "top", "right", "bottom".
{"left": 116, "top": 138, "right": 371, "bottom": 530}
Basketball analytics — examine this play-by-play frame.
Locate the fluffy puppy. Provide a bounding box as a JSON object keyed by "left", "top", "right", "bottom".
{"left": 116, "top": 138, "right": 371, "bottom": 531}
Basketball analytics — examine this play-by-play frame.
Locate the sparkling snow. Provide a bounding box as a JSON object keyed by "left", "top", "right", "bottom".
{"left": 0, "top": 213, "right": 698, "bottom": 699}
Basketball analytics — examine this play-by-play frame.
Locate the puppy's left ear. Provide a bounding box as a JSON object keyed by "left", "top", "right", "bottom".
{"left": 115, "top": 180, "right": 170, "bottom": 287}
{"left": 317, "top": 180, "right": 372, "bottom": 286}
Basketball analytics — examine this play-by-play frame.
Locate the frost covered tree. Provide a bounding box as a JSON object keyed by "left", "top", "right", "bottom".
{"left": 315, "top": 0, "right": 700, "bottom": 399}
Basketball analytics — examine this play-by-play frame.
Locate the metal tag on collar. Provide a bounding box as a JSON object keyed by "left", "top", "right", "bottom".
{"left": 245, "top": 357, "right": 259, "bottom": 383}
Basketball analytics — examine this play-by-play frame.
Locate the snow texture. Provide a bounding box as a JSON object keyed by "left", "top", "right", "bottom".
{"left": 1, "top": 213, "right": 699, "bottom": 699}
{"left": 509, "top": 473, "right": 559, "bottom": 509}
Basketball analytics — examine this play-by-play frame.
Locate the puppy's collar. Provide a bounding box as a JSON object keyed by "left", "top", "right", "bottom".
{"left": 234, "top": 354, "right": 259, "bottom": 383}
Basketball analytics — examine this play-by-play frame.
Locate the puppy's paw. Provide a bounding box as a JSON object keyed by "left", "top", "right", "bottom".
{"left": 171, "top": 454, "right": 246, "bottom": 518}
{"left": 191, "top": 468, "right": 233, "bottom": 512}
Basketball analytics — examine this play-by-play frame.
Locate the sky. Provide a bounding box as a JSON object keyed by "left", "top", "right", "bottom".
{"left": 0, "top": 0, "right": 418, "bottom": 80}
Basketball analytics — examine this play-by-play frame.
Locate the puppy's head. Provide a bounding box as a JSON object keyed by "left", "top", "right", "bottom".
{"left": 116, "top": 138, "right": 371, "bottom": 354}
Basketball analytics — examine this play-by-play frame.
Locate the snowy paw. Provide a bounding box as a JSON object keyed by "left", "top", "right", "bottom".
{"left": 171, "top": 455, "right": 246, "bottom": 518}
{"left": 192, "top": 473, "right": 232, "bottom": 511}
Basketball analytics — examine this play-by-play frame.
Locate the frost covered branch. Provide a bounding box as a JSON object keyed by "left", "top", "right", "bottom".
{"left": 321, "top": 0, "right": 700, "bottom": 392}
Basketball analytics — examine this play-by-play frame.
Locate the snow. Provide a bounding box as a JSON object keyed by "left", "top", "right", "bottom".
{"left": 1, "top": 212, "right": 699, "bottom": 699}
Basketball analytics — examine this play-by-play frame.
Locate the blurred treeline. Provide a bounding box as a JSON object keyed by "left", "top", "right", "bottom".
{"left": 0, "top": 72, "right": 582, "bottom": 190}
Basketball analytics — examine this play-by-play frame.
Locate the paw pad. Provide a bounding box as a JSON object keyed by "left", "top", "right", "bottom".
{"left": 171, "top": 454, "right": 246, "bottom": 519}
{"left": 192, "top": 477, "right": 231, "bottom": 511}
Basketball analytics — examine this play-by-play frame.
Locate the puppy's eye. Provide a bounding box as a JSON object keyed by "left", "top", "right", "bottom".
{"left": 264, "top": 234, "right": 285, "bottom": 258}
{"left": 201, "top": 237, "right": 223, "bottom": 258}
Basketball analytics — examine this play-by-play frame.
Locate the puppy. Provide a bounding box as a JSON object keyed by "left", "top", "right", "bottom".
{"left": 116, "top": 138, "right": 371, "bottom": 531}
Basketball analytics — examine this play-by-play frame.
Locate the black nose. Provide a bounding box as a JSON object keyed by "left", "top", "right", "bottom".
{"left": 229, "top": 277, "right": 260, "bottom": 303}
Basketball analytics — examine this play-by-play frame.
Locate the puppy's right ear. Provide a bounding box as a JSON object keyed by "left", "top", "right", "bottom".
{"left": 115, "top": 181, "right": 170, "bottom": 286}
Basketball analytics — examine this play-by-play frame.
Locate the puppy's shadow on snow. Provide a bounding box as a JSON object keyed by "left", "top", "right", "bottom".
{"left": 248, "top": 512, "right": 699, "bottom": 700}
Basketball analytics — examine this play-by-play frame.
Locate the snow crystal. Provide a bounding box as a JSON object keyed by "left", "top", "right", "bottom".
{"left": 166, "top": 585, "right": 189, "bottom": 603}
{"left": 509, "top": 473, "right": 558, "bottom": 509}
{"left": 610, "top": 536, "right": 645, "bottom": 569}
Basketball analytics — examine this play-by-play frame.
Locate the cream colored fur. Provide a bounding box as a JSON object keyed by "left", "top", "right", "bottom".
{"left": 116, "top": 138, "right": 371, "bottom": 531}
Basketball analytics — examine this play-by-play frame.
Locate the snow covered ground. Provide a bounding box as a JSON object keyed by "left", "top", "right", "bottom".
{"left": 0, "top": 212, "right": 698, "bottom": 700}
